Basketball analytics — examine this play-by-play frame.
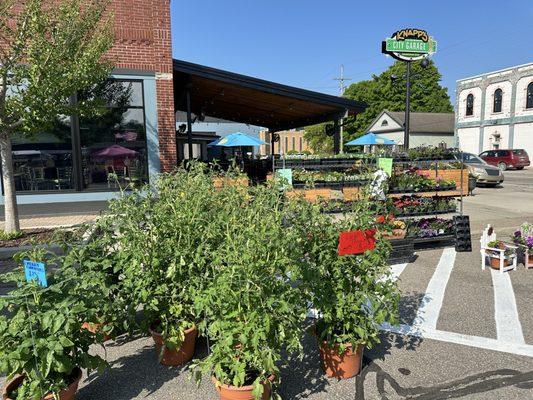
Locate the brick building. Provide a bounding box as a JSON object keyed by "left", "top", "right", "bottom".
{"left": 258, "top": 129, "right": 312, "bottom": 156}
{"left": 1, "top": 1, "right": 176, "bottom": 204}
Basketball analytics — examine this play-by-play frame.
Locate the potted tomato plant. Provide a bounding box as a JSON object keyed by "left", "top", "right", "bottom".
{"left": 297, "top": 198, "right": 400, "bottom": 379}
{"left": 0, "top": 249, "right": 106, "bottom": 400}
{"left": 192, "top": 184, "right": 306, "bottom": 400}
{"left": 108, "top": 164, "right": 222, "bottom": 366}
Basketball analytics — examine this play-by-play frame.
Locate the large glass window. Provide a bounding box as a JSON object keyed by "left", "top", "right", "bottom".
{"left": 493, "top": 89, "right": 502, "bottom": 113}
{"left": 79, "top": 80, "right": 148, "bottom": 190}
{"left": 466, "top": 94, "right": 474, "bottom": 116}
{"left": 9, "top": 117, "right": 73, "bottom": 192}
{"left": 527, "top": 82, "right": 533, "bottom": 109}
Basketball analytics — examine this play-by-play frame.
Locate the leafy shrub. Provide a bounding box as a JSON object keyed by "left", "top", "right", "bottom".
{"left": 0, "top": 248, "right": 106, "bottom": 399}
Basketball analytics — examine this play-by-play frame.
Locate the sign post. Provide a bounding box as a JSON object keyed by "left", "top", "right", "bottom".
{"left": 382, "top": 29, "right": 437, "bottom": 149}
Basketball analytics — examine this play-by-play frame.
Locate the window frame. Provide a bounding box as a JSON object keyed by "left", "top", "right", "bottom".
{"left": 493, "top": 88, "right": 503, "bottom": 113}
{"left": 527, "top": 82, "right": 533, "bottom": 109}
{"left": 465, "top": 93, "right": 474, "bottom": 116}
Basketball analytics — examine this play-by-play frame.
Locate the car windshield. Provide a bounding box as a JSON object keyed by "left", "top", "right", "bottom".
{"left": 459, "top": 153, "right": 487, "bottom": 164}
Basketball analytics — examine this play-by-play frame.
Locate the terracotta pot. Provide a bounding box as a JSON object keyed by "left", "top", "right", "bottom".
{"left": 212, "top": 375, "right": 274, "bottom": 400}
{"left": 149, "top": 325, "right": 197, "bottom": 366}
{"left": 318, "top": 340, "right": 364, "bottom": 379}
{"left": 82, "top": 322, "right": 111, "bottom": 342}
{"left": 489, "top": 256, "right": 510, "bottom": 269}
{"left": 2, "top": 367, "right": 82, "bottom": 400}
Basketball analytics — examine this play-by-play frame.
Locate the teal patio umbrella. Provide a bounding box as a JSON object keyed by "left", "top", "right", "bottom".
{"left": 345, "top": 132, "right": 396, "bottom": 146}
{"left": 208, "top": 132, "right": 266, "bottom": 147}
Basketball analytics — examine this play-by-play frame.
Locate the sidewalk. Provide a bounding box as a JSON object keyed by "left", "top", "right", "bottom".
{"left": 0, "top": 201, "right": 107, "bottom": 230}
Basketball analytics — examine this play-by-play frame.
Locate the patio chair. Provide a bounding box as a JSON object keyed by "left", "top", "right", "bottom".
{"left": 124, "top": 165, "right": 143, "bottom": 188}
{"left": 54, "top": 167, "right": 73, "bottom": 190}
{"left": 480, "top": 224, "right": 517, "bottom": 273}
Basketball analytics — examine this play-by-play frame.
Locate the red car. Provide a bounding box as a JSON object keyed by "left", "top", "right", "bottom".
{"left": 478, "top": 149, "right": 530, "bottom": 171}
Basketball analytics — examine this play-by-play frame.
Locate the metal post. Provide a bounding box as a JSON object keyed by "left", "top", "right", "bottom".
{"left": 404, "top": 61, "right": 411, "bottom": 150}
{"left": 185, "top": 85, "right": 194, "bottom": 160}
{"left": 333, "top": 119, "right": 340, "bottom": 154}
{"left": 270, "top": 131, "right": 275, "bottom": 173}
{"left": 69, "top": 93, "right": 83, "bottom": 191}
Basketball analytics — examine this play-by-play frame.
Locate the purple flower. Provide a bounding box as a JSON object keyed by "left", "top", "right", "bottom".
{"left": 514, "top": 230, "right": 522, "bottom": 238}
{"left": 526, "top": 236, "right": 533, "bottom": 249}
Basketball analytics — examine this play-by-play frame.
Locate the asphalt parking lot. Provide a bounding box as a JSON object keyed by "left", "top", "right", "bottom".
{"left": 1, "top": 168, "right": 533, "bottom": 399}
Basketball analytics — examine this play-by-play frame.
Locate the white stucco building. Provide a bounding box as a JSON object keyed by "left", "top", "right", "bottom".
{"left": 456, "top": 62, "right": 533, "bottom": 155}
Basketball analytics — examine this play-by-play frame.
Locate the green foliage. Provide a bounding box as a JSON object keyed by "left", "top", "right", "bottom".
{"left": 289, "top": 198, "right": 400, "bottom": 351}
{"left": 0, "top": 0, "right": 113, "bottom": 137}
{"left": 303, "top": 123, "right": 333, "bottom": 154}
{"left": 191, "top": 183, "right": 307, "bottom": 397}
{"left": 0, "top": 230, "right": 23, "bottom": 241}
{"left": 0, "top": 248, "right": 106, "bottom": 399}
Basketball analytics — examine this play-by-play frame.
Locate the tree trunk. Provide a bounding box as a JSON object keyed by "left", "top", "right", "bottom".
{"left": 0, "top": 133, "right": 20, "bottom": 233}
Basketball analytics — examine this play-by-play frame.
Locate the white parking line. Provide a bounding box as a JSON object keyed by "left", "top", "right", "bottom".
{"left": 412, "top": 248, "right": 456, "bottom": 330}
{"left": 490, "top": 269, "right": 525, "bottom": 344}
{"left": 381, "top": 323, "right": 533, "bottom": 358}
{"left": 389, "top": 262, "right": 408, "bottom": 281}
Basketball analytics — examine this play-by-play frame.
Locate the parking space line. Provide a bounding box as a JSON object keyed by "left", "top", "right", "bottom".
{"left": 412, "top": 248, "right": 456, "bottom": 330}
{"left": 490, "top": 269, "right": 525, "bottom": 344}
{"left": 389, "top": 263, "right": 408, "bottom": 281}
{"left": 381, "top": 323, "right": 533, "bottom": 358}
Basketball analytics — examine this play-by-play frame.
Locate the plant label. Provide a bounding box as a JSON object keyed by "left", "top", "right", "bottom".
{"left": 338, "top": 230, "right": 376, "bottom": 256}
{"left": 377, "top": 158, "right": 393, "bottom": 176}
{"left": 276, "top": 169, "right": 293, "bottom": 189}
{"left": 23, "top": 260, "right": 47, "bottom": 287}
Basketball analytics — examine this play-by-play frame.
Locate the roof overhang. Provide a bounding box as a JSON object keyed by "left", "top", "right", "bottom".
{"left": 173, "top": 59, "right": 366, "bottom": 131}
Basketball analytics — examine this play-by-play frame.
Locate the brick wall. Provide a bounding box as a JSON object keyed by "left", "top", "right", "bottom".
{"left": 1, "top": 0, "right": 177, "bottom": 171}
{"left": 109, "top": 0, "right": 176, "bottom": 170}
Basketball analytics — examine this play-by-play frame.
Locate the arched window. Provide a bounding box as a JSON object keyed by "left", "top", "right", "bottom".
{"left": 381, "top": 120, "right": 389, "bottom": 127}
{"left": 466, "top": 94, "right": 474, "bottom": 116}
{"left": 493, "top": 89, "right": 502, "bottom": 113}
{"left": 527, "top": 82, "right": 533, "bottom": 109}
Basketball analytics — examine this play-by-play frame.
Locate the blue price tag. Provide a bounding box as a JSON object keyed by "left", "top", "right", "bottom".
{"left": 23, "top": 260, "right": 48, "bottom": 288}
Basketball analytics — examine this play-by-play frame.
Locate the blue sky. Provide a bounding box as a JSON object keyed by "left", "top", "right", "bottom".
{"left": 171, "top": 0, "right": 532, "bottom": 105}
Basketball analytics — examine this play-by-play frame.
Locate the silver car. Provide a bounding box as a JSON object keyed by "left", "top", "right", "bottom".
{"left": 455, "top": 152, "right": 504, "bottom": 187}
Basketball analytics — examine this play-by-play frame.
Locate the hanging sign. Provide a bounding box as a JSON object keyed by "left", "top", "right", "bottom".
{"left": 377, "top": 158, "right": 393, "bottom": 176}
{"left": 338, "top": 229, "right": 377, "bottom": 256}
{"left": 382, "top": 28, "right": 437, "bottom": 61}
{"left": 23, "top": 260, "right": 48, "bottom": 287}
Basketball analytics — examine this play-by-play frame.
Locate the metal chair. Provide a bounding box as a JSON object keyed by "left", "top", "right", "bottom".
{"left": 54, "top": 167, "right": 72, "bottom": 190}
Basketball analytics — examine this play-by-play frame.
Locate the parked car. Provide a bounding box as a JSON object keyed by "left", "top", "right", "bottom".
{"left": 455, "top": 152, "right": 504, "bottom": 187}
{"left": 478, "top": 149, "right": 530, "bottom": 171}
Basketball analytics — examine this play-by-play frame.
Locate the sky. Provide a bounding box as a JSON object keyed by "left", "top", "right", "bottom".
{"left": 171, "top": 0, "right": 533, "bottom": 107}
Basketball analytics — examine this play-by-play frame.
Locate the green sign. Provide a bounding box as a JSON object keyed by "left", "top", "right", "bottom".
{"left": 377, "top": 158, "right": 393, "bottom": 176}
{"left": 382, "top": 28, "right": 437, "bottom": 61}
{"left": 276, "top": 168, "right": 293, "bottom": 189}
{"left": 385, "top": 38, "right": 436, "bottom": 54}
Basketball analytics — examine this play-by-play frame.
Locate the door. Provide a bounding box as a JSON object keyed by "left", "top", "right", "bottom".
{"left": 479, "top": 150, "right": 497, "bottom": 166}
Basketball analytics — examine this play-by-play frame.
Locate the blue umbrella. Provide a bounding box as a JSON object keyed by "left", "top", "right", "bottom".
{"left": 345, "top": 132, "right": 396, "bottom": 146}
{"left": 208, "top": 132, "right": 266, "bottom": 147}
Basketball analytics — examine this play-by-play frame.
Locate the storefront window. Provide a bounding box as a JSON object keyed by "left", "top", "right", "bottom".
{"left": 79, "top": 80, "right": 148, "bottom": 190}
{"left": 10, "top": 117, "right": 73, "bottom": 192}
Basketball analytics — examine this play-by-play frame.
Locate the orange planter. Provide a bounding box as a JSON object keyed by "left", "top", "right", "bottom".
{"left": 3, "top": 368, "right": 82, "bottom": 400}
{"left": 149, "top": 325, "right": 197, "bottom": 366}
{"left": 212, "top": 375, "right": 274, "bottom": 400}
{"left": 318, "top": 341, "right": 364, "bottom": 379}
{"left": 286, "top": 188, "right": 332, "bottom": 203}
{"left": 489, "top": 256, "right": 510, "bottom": 270}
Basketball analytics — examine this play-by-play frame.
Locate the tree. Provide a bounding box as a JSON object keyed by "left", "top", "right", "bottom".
{"left": 0, "top": 0, "right": 113, "bottom": 233}
{"left": 342, "top": 59, "right": 453, "bottom": 142}
{"left": 304, "top": 59, "right": 453, "bottom": 152}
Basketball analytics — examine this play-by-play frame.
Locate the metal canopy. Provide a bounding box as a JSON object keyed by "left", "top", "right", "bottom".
{"left": 173, "top": 59, "right": 366, "bottom": 132}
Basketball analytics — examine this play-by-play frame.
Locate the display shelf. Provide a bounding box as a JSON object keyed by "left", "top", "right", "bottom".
{"left": 388, "top": 190, "right": 462, "bottom": 198}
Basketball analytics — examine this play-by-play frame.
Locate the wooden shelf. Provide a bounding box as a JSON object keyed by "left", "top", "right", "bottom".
{"left": 388, "top": 190, "right": 463, "bottom": 198}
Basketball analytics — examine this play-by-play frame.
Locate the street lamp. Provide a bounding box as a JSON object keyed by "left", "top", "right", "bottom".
{"left": 391, "top": 58, "right": 430, "bottom": 149}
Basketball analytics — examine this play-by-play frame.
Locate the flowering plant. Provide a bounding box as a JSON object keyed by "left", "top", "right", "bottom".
{"left": 512, "top": 222, "right": 533, "bottom": 249}
{"left": 407, "top": 217, "right": 454, "bottom": 238}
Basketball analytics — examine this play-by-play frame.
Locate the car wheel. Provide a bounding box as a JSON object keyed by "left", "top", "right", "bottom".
{"left": 498, "top": 162, "right": 507, "bottom": 171}
{"left": 517, "top": 166, "right": 524, "bottom": 170}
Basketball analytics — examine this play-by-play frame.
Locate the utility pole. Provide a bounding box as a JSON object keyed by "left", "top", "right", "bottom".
{"left": 334, "top": 65, "right": 351, "bottom": 153}
{"left": 404, "top": 61, "right": 411, "bottom": 150}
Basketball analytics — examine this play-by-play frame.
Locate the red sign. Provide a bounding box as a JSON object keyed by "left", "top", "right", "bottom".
{"left": 338, "top": 229, "right": 376, "bottom": 256}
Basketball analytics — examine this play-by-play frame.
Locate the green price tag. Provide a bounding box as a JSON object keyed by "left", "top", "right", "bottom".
{"left": 276, "top": 168, "right": 293, "bottom": 188}
{"left": 378, "top": 158, "right": 393, "bottom": 176}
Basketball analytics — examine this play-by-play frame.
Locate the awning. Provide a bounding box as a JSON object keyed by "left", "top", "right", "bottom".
{"left": 173, "top": 59, "right": 366, "bottom": 132}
